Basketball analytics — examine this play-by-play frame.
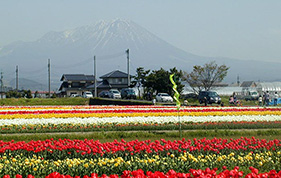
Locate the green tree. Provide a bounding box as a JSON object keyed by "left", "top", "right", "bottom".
{"left": 131, "top": 67, "right": 150, "bottom": 98}
{"left": 6, "top": 90, "right": 21, "bottom": 98}
{"left": 144, "top": 67, "right": 184, "bottom": 96}
{"left": 25, "top": 90, "right": 33, "bottom": 98}
{"left": 183, "top": 61, "right": 229, "bottom": 93}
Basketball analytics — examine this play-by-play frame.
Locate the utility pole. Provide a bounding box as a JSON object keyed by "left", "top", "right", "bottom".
{"left": 237, "top": 75, "right": 240, "bottom": 86}
{"left": 16, "top": 66, "right": 18, "bottom": 91}
{"left": 0, "top": 71, "right": 3, "bottom": 99}
{"left": 48, "top": 59, "right": 51, "bottom": 98}
{"left": 126, "top": 49, "right": 130, "bottom": 87}
{"left": 94, "top": 56, "right": 97, "bottom": 97}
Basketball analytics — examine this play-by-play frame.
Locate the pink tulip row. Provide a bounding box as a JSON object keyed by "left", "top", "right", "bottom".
{"left": 2, "top": 167, "right": 281, "bottom": 178}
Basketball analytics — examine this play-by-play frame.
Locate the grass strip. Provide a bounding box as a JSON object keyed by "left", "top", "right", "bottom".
{"left": 1, "top": 121, "right": 281, "bottom": 134}
{"left": 1, "top": 129, "right": 281, "bottom": 142}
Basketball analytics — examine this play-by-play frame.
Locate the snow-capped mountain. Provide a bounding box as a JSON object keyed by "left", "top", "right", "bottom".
{"left": 1, "top": 19, "right": 281, "bottom": 90}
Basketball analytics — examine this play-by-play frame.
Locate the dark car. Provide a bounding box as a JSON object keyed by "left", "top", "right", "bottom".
{"left": 198, "top": 91, "right": 221, "bottom": 105}
{"left": 183, "top": 93, "right": 198, "bottom": 99}
{"left": 121, "top": 88, "right": 137, "bottom": 99}
{"left": 98, "top": 90, "right": 110, "bottom": 98}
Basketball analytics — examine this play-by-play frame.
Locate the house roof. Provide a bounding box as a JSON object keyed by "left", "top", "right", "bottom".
{"left": 100, "top": 70, "right": 131, "bottom": 79}
{"left": 60, "top": 74, "right": 95, "bottom": 81}
{"left": 87, "top": 80, "right": 111, "bottom": 89}
{"left": 240, "top": 81, "right": 256, "bottom": 88}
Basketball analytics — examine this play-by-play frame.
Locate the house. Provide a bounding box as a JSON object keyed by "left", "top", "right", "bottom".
{"left": 87, "top": 70, "right": 132, "bottom": 94}
{"left": 240, "top": 81, "right": 257, "bottom": 94}
{"left": 58, "top": 74, "right": 95, "bottom": 97}
{"left": 240, "top": 81, "right": 257, "bottom": 88}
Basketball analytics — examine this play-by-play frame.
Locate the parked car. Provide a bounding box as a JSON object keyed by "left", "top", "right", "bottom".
{"left": 109, "top": 89, "right": 121, "bottom": 99}
{"left": 244, "top": 91, "right": 259, "bottom": 101}
{"left": 82, "top": 91, "right": 93, "bottom": 98}
{"left": 198, "top": 91, "right": 221, "bottom": 104}
{"left": 183, "top": 93, "right": 198, "bottom": 99}
{"left": 70, "top": 94, "right": 80, "bottom": 98}
{"left": 156, "top": 93, "right": 173, "bottom": 102}
{"left": 98, "top": 90, "right": 110, "bottom": 98}
{"left": 120, "top": 88, "right": 137, "bottom": 99}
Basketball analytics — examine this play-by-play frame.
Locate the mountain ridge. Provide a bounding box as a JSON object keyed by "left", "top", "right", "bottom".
{"left": 0, "top": 19, "right": 280, "bottom": 91}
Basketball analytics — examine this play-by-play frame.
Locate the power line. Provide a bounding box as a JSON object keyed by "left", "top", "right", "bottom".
{"left": 20, "top": 66, "right": 47, "bottom": 74}
{"left": 52, "top": 57, "right": 93, "bottom": 69}
{"left": 97, "top": 51, "right": 125, "bottom": 60}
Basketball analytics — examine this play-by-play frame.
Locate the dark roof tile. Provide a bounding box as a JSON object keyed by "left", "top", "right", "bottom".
{"left": 100, "top": 70, "right": 129, "bottom": 78}
{"left": 240, "top": 81, "right": 256, "bottom": 87}
{"left": 61, "top": 74, "right": 95, "bottom": 81}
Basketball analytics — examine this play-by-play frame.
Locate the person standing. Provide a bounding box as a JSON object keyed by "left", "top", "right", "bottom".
{"left": 233, "top": 92, "right": 237, "bottom": 103}
{"left": 274, "top": 92, "right": 278, "bottom": 106}
{"left": 258, "top": 95, "right": 263, "bottom": 106}
{"left": 262, "top": 92, "right": 266, "bottom": 106}
{"left": 265, "top": 91, "right": 270, "bottom": 106}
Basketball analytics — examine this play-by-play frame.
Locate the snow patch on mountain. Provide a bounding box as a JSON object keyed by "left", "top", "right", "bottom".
{"left": 1, "top": 18, "right": 281, "bottom": 91}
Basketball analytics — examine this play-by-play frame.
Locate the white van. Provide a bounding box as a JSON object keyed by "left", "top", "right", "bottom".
{"left": 82, "top": 91, "right": 93, "bottom": 98}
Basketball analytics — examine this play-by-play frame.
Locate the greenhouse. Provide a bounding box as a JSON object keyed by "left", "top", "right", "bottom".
{"left": 256, "top": 82, "right": 281, "bottom": 94}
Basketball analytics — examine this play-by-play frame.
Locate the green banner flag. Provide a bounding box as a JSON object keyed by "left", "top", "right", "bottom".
{"left": 169, "top": 74, "right": 181, "bottom": 110}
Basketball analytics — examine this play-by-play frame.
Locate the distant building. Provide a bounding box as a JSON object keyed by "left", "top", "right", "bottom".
{"left": 87, "top": 70, "right": 132, "bottom": 94}
{"left": 0, "top": 86, "right": 14, "bottom": 99}
{"left": 58, "top": 70, "right": 132, "bottom": 97}
{"left": 58, "top": 74, "right": 95, "bottom": 97}
{"left": 240, "top": 81, "right": 257, "bottom": 94}
{"left": 240, "top": 81, "right": 257, "bottom": 88}
{"left": 256, "top": 82, "right": 281, "bottom": 95}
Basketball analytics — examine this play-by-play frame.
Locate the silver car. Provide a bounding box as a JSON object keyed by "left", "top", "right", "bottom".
{"left": 156, "top": 93, "right": 173, "bottom": 102}
{"left": 82, "top": 91, "right": 93, "bottom": 98}
{"left": 109, "top": 89, "right": 121, "bottom": 99}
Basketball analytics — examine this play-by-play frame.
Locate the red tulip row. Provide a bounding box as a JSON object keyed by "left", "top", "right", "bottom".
{"left": 2, "top": 167, "right": 281, "bottom": 178}
{"left": 0, "top": 137, "right": 280, "bottom": 154}
{"left": 0, "top": 105, "right": 174, "bottom": 110}
{"left": 0, "top": 107, "right": 281, "bottom": 115}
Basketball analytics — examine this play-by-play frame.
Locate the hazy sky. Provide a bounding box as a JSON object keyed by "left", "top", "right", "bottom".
{"left": 1, "top": 0, "right": 281, "bottom": 63}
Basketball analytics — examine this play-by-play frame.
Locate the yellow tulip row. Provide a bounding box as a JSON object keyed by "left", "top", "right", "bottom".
{"left": 0, "top": 151, "right": 280, "bottom": 172}
{"left": 1, "top": 111, "right": 281, "bottom": 119}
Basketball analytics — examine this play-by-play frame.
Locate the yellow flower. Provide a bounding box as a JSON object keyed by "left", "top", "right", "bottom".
{"left": 54, "top": 161, "right": 60, "bottom": 166}
{"left": 84, "top": 163, "right": 89, "bottom": 168}
{"left": 217, "top": 156, "right": 223, "bottom": 162}
{"left": 192, "top": 158, "right": 198, "bottom": 162}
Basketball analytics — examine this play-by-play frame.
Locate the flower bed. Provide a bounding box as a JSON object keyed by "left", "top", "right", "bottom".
{"left": 0, "top": 105, "right": 281, "bottom": 133}
{"left": 1, "top": 105, "right": 281, "bottom": 177}
{"left": 3, "top": 167, "right": 281, "bottom": 178}
{"left": 0, "top": 105, "right": 281, "bottom": 119}
{"left": 0, "top": 137, "right": 281, "bottom": 177}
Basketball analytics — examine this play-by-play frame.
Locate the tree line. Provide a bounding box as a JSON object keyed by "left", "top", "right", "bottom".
{"left": 131, "top": 61, "right": 229, "bottom": 98}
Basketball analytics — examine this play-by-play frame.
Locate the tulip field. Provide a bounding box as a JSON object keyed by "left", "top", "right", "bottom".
{"left": 1, "top": 105, "right": 281, "bottom": 177}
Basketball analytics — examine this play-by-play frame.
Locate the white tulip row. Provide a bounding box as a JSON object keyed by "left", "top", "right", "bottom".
{"left": 1, "top": 115, "right": 281, "bottom": 126}
{"left": 0, "top": 105, "right": 267, "bottom": 112}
